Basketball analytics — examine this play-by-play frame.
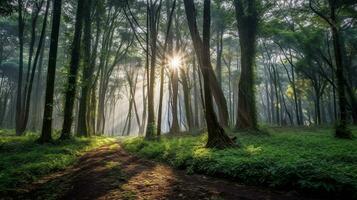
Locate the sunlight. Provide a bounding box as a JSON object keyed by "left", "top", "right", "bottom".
{"left": 169, "top": 55, "right": 182, "bottom": 70}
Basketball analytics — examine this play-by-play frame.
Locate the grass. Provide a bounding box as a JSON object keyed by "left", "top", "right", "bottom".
{"left": 122, "top": 127, "right": 357, "bottom": 199}
{"left": 0, "top": 129, "right": 116, "bottom": 195}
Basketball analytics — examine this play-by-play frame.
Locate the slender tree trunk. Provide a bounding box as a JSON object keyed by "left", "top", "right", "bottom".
{"left": 40, "top": 0, "right": 62, "bottom": 143}
{"left": 181, "top": 69, "right": 193, "bottom": 132}
{"left": 77, "top": 0, "right": 93, "bottom": 137}
{"left": 32, "top": 40, "right": 45, "bottom": 131}
{"left": 170, "top": 67, "right": 180, "bottom": 133}
{"left": 139, "top": 70, "right": 148, "bottom": 135}
{"left": 146, "top": 1, "right": 162, "bottom": 138}
{"left": 183, "top": 0, "right": 234, "bottom": 148}
{"left": 193, "top": 58, "right": 199, "bottom": 128}
{"left": 88, "top": 83, "right": 97, "bottom": 135}
{"left": 15, "top": 0, "right": 24, "bottom": 135}
{"left": 215, "top": 29, "right": 223, "bottom": 87}
{"left": 291, "top": 67, "right": 301, "bottom": 125}
{"left": 157, "top": 0, "right": 176, "bottom": 135}
{"left": 209, "top": 71, "right": 229, "bottom": 127}
{"left": 23, "top": 2, "right": 49, "bottom": 137}
{"left": 330, "top": 4, "right": 351, "bottom": 138}
{"left": 321, "top": 95, "right": 327, "bottom": 124}
{"left": 60, "top": 0, "right": 85, "bottom": 139}
{"left": 345, "top": 85, "right": 357, "bottom": 125}
{"left": 315, "top": 88, "right": 321, "bottom": 125}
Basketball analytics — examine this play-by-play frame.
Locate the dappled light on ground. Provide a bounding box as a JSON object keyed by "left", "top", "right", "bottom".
{"left": 16, "top": 142, "right": 310, "bottom": 200}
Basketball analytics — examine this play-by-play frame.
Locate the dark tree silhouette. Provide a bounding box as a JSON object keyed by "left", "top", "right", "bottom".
{"left": 60, "top": 0, "right": 86, "bottom": 139}
{"left": 183, "top": 0, "right": 234, "bottom": 148}
{"left": 234, "top": 0, "right": 259, "bottom": 130}
{"left": 39, "top": 0, "right": 62, "bottom": 143}
{"left": 77, "top": 0, "right": 93, "bottom": 137}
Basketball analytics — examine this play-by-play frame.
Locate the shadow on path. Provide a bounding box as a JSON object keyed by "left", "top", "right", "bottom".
{"left": 15, "top": 143, "right": 318, "bottom": 200}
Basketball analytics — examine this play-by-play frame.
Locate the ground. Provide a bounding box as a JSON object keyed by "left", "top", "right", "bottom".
{"left": 1, "top": 128, "right": 356, "bottom": 199}
{"left": 122, "top": 127, "right": 357, "bottom": 199}
{"left": 14, "top": 143, "right": 316, "bottom": 200}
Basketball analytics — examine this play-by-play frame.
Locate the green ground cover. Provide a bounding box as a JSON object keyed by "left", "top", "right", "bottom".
{"left": 0, "top": 130, "right": 115, "bottom": 195}
{"left": 122, "top": 127, "right": 357, "bottom": 198}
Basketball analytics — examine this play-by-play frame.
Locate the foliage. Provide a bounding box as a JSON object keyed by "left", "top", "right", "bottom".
{"left": 0, "top": 130, "right": 115, "bottom": 195}
{"left": 0, "top": 0, "right": 15, "bottom": 16}
{"left": 122, "top": 127, "right": 357, "bottom": 198}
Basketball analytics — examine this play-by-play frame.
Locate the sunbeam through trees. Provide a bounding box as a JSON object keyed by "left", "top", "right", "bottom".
{"left": 0, "top": 0, "right": 356, "bottom": 199}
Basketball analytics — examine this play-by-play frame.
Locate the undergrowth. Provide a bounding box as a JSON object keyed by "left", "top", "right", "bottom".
{"left": 122, "top": 127, "right": 357, "bottom": 199}
{"left": 0, "top": 129, "right": 115, "bottom": 195}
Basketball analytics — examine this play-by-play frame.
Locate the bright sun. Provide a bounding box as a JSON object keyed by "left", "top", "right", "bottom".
{"left": 169, "top": 56, "right": 182, "bottom": 69}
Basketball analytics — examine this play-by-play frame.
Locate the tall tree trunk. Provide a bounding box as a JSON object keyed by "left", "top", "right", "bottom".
{"left": 215, "top": 29, "right": 223, "bottom": 87}
{"left": 15, "top": 0, "right": 24, "bottom": 135}
{"left": 181, "top": 69, "right": 193, "bottom": 131}
{"left": 40, "top": 0, "right": 62, "bottom": 143}
{"left": 330, "top": 3, "right": 351, "bottom": 138}
{"left": 226, "top": 56, "right": 233, "bottom": 126}
{"left": 86, "top": 3, "right": 102, "bottom": 135}
{"left": 291, "top": 67, "right": 301, "bottom": 125}
{"left": 345, "top": 85, "right": 357, "bottom": 125}
{"left": 234, "top": 0, "right": 259, "bottom": 130}
{"left": 77, "top": 0, "right": 93, "bottom": 137}
{"left": 209, "top": 71, "right": 229, "bottom": 127}
{"left": 32, "top": 40, "right": 45, "bottom": 131}
{"left": 192, "top": 58, "right": 199, "bottom": 128}
{"left": 146, "top": 1, "right": 162, "bottom": 139}
{"left": 139, "top": 70, "right": 147, "bottom": 135}
{"left": 88, "top": 82, "right": 97, "bottom": 135}
{"left": 170, "top": 67, "right": 180, "bottom": 133}
{"left": 60, "top": 0, "right": 85, "bottom": 139}
{"left": 309, "top": 0, "right": 351, "bottom": 137}
{"left": 157, "top": 0, "right": 176, "bottom": 136}
{"left": 315, "top": 87, "right": 321, "bottom": 125}
{"left": 183, "top": 0, "right": 234, "bottom": 149}
{"left": 23, "top": 1, "right": 49, "bottom": 137}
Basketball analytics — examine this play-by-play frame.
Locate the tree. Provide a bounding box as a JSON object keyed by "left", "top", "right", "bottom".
{"left": 16, "top": 0, "right": 49, "bottom": 135}
{"left": 145, "top": 0, "right": 162, "bottom": 139}
{"left": 60, "top": 0, "right": 86, "bottom": 139}
{"left": 183, "top": 0, "right": 234, "bottom": 148}
{"left": 0, "top": 0, "right": 15, "bottom": 16}
{"left": 77, "top": 0, "right": 93, "bottom": 137}
{"left": 157, "top": 0, "right": 176, "bottom": 136}
{"left": 39, "top": 0, "right": 62, "bottom": 143}
{"left": 309, "top": 0, "right": 353, "bottom": 138}
{"left": 233, "top": 0, "right": 260, "bottom": 130}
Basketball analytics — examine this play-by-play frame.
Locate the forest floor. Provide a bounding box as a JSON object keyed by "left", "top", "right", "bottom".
{"left": 14, "top": 142, "right": 318, "bottom": 200}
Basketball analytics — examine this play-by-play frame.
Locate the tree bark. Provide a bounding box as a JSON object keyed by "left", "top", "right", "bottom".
{"left": 234, "top": 0, "right": 259, "bottom": 130}
{"left": 15, "top": 0, "right": 24, "bottom": 135}
{"left": 146, "top": 1, "right": 162, "bottom": 139}
{"left": 60, "top": 0, "right": 85, "bottom": 139}
{"left": 157, "top": 0, "right": 176, "bottom": 136}
{"left": 77, "top": 0, "right": 93, "bottom": 137}
{"left": 329, "top": 2, "right": 351, "bottom": 138}
{"left": 181, "top": 68, "right": 193, "bottom": 131}
{"left": 183, "top": 0, "right": 234, "bottom": 148}
{"left": 40, "top": 0, "right": 62, "bottom": 143}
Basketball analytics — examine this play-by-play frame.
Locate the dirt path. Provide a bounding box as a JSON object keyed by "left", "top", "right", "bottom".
{"left": 16, "top": 143, "right": 317, "bottom": 200}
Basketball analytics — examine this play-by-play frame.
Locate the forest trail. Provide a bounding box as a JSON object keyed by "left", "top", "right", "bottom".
{"left": 18, "top": 143, "right": 315, "bottom": 200}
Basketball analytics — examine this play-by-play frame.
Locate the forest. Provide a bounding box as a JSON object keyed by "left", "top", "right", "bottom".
{"left": 0, "top": 0, "right": 356, "bottom": 199}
